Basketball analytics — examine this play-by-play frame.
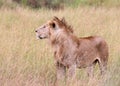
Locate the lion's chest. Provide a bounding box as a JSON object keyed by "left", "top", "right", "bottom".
{"left": 54, "top": 45, "right": 76, "bottom": 67}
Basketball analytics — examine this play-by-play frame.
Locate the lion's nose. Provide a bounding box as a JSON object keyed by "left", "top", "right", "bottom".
{"left": 35, "top": 30, "right": 38, "bottom": 32}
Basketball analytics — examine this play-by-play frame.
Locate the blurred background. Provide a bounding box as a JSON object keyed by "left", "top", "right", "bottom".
{"left": 1, "top": 0, "right": 120, "bottom": 9}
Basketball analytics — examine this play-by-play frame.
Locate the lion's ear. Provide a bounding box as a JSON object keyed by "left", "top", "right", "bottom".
{"left": 61, "top": 17, "right": 66, "bottom": 23}
{"left": 53, "top": 16, "right": 59, "bottom": 21}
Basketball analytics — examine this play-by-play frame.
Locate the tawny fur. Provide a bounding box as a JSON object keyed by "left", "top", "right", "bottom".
{"left": 35, "top": 17, "right": 109, "bottom": 84}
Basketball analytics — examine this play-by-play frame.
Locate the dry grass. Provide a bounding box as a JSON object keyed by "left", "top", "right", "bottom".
{"left": 0, "top": 7, "right": 120, "bottom": 86}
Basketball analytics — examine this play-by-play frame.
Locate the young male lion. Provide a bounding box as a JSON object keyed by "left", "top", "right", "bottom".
{"left": 35, "top": 17, "right": 108, "bottom": 85}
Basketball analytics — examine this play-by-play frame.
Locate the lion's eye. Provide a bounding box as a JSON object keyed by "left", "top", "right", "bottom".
{"left": 43, "top": 26, "right": 46, "bottom": 28}
{"left": 51, "top": 22, "right": 56, "bottom": 29}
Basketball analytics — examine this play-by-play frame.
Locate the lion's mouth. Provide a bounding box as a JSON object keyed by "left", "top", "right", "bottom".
{"left": 38, "top": 36, "right": 45, "bottom": 39}
{"left": 37, "top": 35, "right": 47, "bottom": 39}
{"left": 36, "top": 32, "right": 47, "bottom": 39}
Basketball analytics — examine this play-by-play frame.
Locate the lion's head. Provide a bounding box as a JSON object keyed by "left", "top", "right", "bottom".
{"left": 35, "top": 17, "right": 73, "bottom": 39}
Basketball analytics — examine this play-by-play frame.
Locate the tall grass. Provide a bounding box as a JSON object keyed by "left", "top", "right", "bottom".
{"left": 1, "top": 0, "right": 120, "bottom": 9}
{"left": 0, "top": 7, "right": 120, "bottom": 86}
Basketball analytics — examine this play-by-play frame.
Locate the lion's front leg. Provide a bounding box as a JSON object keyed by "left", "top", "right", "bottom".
{"left": 66, "top": 64, "right": 76, "bottom": 86}
{"left": 55, "top": 62, "right": 66, "bottom": 86}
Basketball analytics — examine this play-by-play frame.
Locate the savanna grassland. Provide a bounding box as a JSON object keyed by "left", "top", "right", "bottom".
{"left": 0, "top": 6, "right": 120, "bottom": 86}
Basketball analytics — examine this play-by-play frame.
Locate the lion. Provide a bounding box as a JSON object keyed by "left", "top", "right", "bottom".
{"left": 35, "top": 17, "right": 108, "bottom": 85}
